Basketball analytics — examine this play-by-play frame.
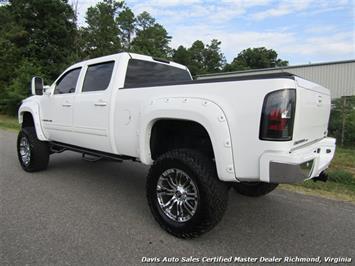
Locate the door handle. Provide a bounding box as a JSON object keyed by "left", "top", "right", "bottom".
{"left": 62, "top": 103, "right": 72, "bottom": 107}
{"left": 94, "top": 102, "right": 107, "bottom": 106}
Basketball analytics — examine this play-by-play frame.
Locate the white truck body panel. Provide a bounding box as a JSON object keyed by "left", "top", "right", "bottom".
{"left": 18, "top": 52, "right": 336, "bottom": 183}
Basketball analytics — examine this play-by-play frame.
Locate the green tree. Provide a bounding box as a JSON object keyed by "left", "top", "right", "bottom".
{"left": 116, "top": 5, "right": 135, "bottom": 51}
{"left": 173, "top": 40, "right": 225, "bottom": 76}
{"left": 136, "top": 11, "right": 155, "bottom": 30}
{"left": 224, "top": 47, "right": 288, "bottom": 71}
{"left": 81, "top": 0, "right": 123, "bottom": 58}
{"left": 131, "top": 11, "right": 172, "bottom": 58}
{"left": 329, "top": 96, "right": 355, "bottom": 146}
{"left": 1, "top": 61, "right": 44, "bottom": 115}
{"left": 0, "top": 5, "right": 22, "bottom": 99}
{"left": 188, "top": 40, "right": 206, "bottom": 76}
{"left": 8, "top": 0, "right": 77, "bottom": 80}
{"left": 0, "top": 0, "right": 77, "bottom": 115}
{"left": 172, "top": 45, "right": 191, "bottom": 67}
{"left": 203, "top": 39, "right": 226, "bottom": 73}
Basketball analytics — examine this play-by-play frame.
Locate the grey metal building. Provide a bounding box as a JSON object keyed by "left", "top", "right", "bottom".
{"left": 197, "top": 60, "right": 355, "bottom": 99}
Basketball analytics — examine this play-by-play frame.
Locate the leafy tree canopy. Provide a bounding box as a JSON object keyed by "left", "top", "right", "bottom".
{"left": 329, "top": 96, "right": 355, "bottom": 146}
{"left": 172, "top": 39, "right": 225, "bottom": 76}
{"left": 81, "top": 0, "right": 123, "bottom": 58}
{"left": 224, "top": 47, "right": 288, "bottom": 71}
{"left": 116, "top": 5, "right": 135, "bottom": 51}
{"left": 0, "top": 0, "right": 77, "bottom": 114}
{"left": 131, "top": 11, "right": 172, "bottom": 58}
{"left": 8, "top": 0, "right": 77, "bottom": 80}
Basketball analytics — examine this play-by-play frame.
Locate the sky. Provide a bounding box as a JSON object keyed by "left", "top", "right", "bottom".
{"left": 74, "top": 0, "right": 355, "bottom": 65}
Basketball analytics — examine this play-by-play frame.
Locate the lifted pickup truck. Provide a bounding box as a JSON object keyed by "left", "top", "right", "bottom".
{"left": 17, "top": 52, "right": 336, "bottom": 238}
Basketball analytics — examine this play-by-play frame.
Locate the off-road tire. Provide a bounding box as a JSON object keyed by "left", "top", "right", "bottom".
{"left": 233, "top": 182, "right": 278, "bottom": 197}
{"left": 17, "top": 127, "right": 49, "bottom": 172}
{"left": 146, "top": 149, "right": 229, "bottom": 238}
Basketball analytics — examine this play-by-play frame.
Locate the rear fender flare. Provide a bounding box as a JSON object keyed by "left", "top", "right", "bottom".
{"left": 139, "top": 97, "right": 237, "bottom": 182}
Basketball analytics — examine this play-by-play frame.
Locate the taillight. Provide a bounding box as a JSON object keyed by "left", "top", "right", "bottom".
{"left": 260, "top": 89, "right": 296, "bottom": 141}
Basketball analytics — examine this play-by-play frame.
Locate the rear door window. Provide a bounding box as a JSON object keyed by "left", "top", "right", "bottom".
{"left": 82, "top": 61, "right": 114, "bottom": 92}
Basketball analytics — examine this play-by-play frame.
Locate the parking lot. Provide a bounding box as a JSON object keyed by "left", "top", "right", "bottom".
{"left": 1, "top": 129, "right": 354, "bottom": 265}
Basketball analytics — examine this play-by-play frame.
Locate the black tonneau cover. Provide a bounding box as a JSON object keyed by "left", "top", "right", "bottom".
{"left": 123, "top": 72, "right": 295, "bottom": 89}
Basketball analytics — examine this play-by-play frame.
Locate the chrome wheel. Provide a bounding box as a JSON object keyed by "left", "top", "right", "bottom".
{"left": 19, "top": 136, "right": 31, "bottom": 166}
{"left": 156, "top": 168, "right": 199, "bottom": 223}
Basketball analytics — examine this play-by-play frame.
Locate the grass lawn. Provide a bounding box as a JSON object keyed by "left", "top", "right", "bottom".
{"left": 280, "top": 147, "right": 355, "bottom": 203}
{"left": 0, "top": 114, "right": 19, "bottom": 131}
{"left": 0, "top": 113, "right": 354, "bottom": 202}
{"left": 330, "top": 147, "right": 355, "bottom": 174}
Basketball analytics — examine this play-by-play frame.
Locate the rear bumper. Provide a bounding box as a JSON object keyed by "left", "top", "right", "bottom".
{"left": 260, "top": 137, "right": 336, "bottom": 183}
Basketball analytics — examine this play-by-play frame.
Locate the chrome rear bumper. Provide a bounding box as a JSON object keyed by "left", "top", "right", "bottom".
{"left": 260, "top": 137, "right": 336, "bottom": 183}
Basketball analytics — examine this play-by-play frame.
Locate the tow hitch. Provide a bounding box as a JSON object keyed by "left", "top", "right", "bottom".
{"left": 313, "top": 171, "right": 328, "bottom": 182}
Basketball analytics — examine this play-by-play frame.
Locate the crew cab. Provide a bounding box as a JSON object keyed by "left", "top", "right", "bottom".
{"left": 17, "top": 52, "right": 336, "bottom": 238}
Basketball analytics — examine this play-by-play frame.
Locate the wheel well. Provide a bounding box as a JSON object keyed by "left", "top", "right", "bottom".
{"left": 22, "top": 112, "right": 34, "bottom": 128}
{"left": 150, "top": 119, "right": 214, "bottom": 160}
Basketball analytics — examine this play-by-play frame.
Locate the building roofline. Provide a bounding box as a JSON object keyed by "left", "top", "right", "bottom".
{"left": 197, "top": 59, "right": 355, "bottom": 78}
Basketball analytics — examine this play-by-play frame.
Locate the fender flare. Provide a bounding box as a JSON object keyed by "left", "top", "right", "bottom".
{"left": 139, "top": 97, "right": 237, "bottom": 182}
{"left": 18, "top": 101, "right": 47, "bottom": 141}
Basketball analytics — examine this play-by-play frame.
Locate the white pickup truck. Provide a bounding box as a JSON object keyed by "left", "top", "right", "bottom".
{"left": 17, "top": 52, "right": 336, "bottom": 238}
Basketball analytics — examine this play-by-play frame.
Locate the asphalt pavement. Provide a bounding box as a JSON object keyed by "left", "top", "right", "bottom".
{"left": 1, "top": 129, "right": 354, "bottom": 265}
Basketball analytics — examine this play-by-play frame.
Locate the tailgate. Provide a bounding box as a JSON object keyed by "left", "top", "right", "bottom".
{"left": 292, "top": 77, "right": 331, "bottom": 146}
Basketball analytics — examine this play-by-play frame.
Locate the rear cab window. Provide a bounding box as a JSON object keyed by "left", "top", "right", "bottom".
{"left": 124, "top": 59, "right": 191, "bottom": 88}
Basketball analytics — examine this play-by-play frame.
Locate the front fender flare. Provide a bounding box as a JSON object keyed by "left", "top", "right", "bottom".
{"left": 18, "top": 101, "right": 47, "bottom": 141}
{"left": 139, "top": 97, "right": 237, "bottom": 182}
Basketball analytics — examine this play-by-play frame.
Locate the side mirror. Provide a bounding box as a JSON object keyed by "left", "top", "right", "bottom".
{"left": 31, "top": 76, "right": 44, "bottom": 95}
